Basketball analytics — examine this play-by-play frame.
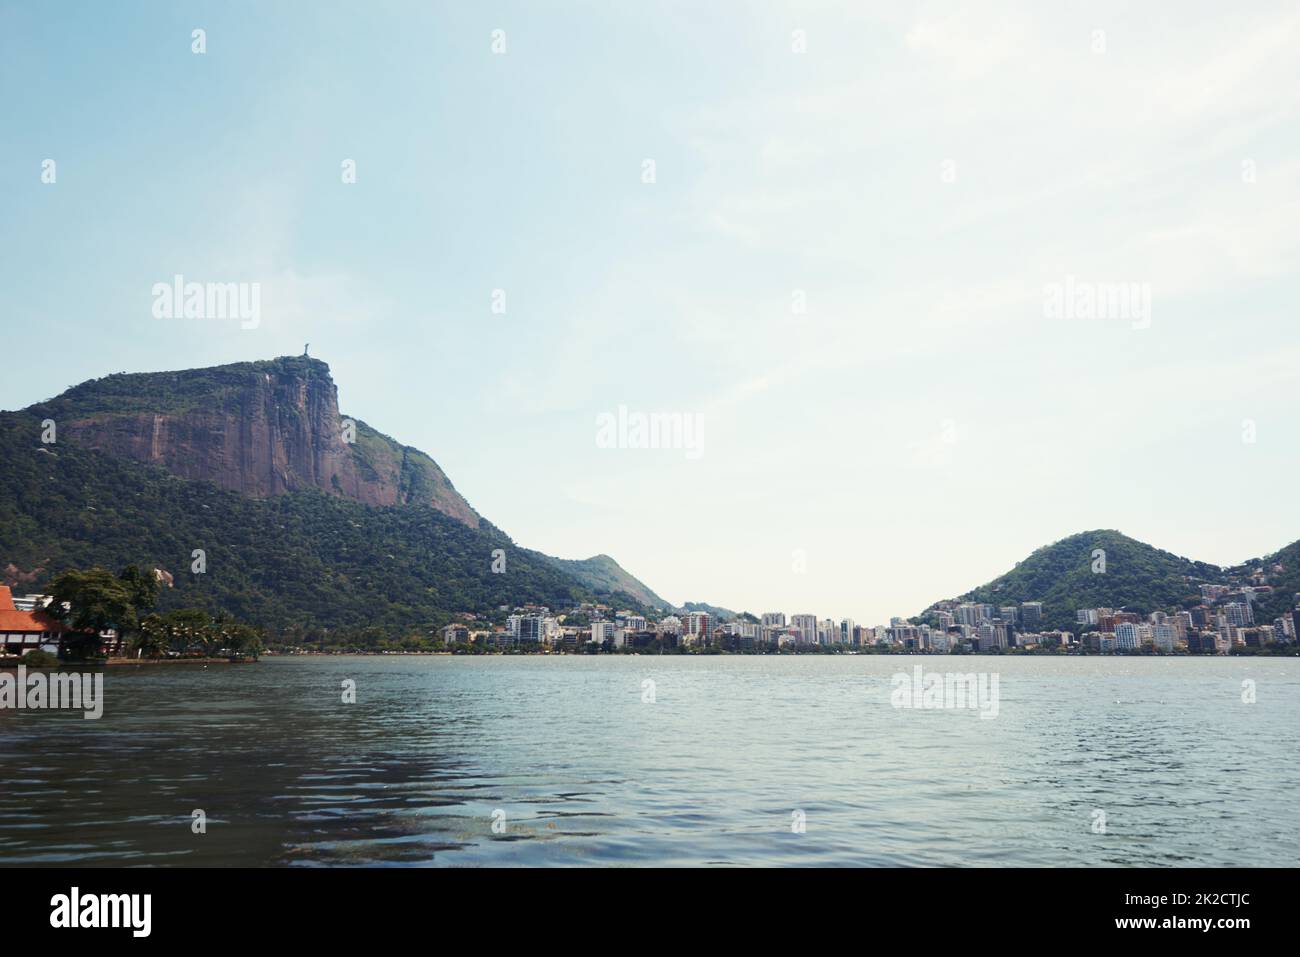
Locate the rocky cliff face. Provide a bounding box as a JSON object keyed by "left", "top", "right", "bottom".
{"left": 38, "top": 357, "right": 480, "bottom": 528}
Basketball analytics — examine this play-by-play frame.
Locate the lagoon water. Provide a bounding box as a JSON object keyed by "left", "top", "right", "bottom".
{"left": 1, "top": 655, "right": 1296, "bottom": 867}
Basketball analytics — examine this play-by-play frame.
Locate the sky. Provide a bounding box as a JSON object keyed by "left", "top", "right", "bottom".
{"left": 2, "top": 1, "right": 1299, "bottom": 624}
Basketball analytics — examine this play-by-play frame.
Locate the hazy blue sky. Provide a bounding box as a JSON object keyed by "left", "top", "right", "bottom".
{"left": 3, "top": 1, "right": 1299, "bottom": 623}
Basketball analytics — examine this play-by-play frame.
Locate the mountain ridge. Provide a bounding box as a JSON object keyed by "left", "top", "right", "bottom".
{"left": 1, "top": 355, "right": 668, "bottom": 633}
{"left": 921, "top": 529, "right": 1298, "bottom": 631}
{"left": 24, "top": 356, "right": 482, "bottom": 526}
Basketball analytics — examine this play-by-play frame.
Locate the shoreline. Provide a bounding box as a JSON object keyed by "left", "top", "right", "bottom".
{"left": 0, "top": 656, "right": 258, "bottom": 669}
{"left": 103, "top": 656, "right": 258, "bottom": 666}
{"left": 257, "top": 649, "right": 1291, "bottom": 658}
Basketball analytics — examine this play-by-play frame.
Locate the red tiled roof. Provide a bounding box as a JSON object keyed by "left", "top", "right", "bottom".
{"left": 0, "top": 608, "right": 73, "bottom": 633}
{"left": 0, "top": 585, "right": 73, "bottom": 634}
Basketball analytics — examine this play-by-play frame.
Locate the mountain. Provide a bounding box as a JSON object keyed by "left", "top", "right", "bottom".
{"left": 0, "top": 356, "right": 666, "bottom": 640}
{"left": 678, "top": 601, "right": 737, "bottom": 620}
{"left": 28, "top": 356, "right": 480, "bottom": 526}
{"left": 923, "top": 530, "right": 1230, "bottom": 630}
{"left": 1226, "top": 540, "right": 1300, "bottom": 625}
{"left": 540, "top": 554, "right": 671, "bottom": 611}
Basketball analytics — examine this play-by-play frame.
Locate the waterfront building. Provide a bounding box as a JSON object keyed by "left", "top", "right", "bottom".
{"left": 618, "top": 613, "right": 648, "bottom": 632}
{"left": 682, "top": 611, "right": 714, "bottom": 644}
{"left": 790, "top": 614, "right": 818, "bottom": 644}
{"left": 1020, "top": 602, "right": 1043, "bottom": 628}
{"left": 839, "top": 618, "right": 856, "bottom": 645}
{"left": 0, "top": 585, "right": 82, "bottom": 657}
{"left": 1223, "top": 602, "right": 1254, "bottom": 628}
{"left": 1154, "top": 623, "right": 1176, "bottom": 652}
{"left": 1115, "top": 621, "right": 1141, "bottom": 650}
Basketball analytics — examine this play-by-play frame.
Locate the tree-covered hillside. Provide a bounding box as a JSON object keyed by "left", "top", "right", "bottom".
{"left": 1228, "top": 540, "right": 1300, "bottom": 625}
{"left": 928, "top": 530, "right": 1228, "bottom": 630}
{"left": 0, "top": 411, "right": 654, "bottom": 643}
{"left": 541, "top": 553, "right": 672, "bottom": 611}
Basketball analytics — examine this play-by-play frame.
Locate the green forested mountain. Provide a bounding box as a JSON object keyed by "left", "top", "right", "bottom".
{"left": 679, "top": 601, "right": 737, "bottom": 620}
{"left": 6, "top": 360, "right": 1296, "bottom": 643}
{"left": 0, "top": 357, "right": 669, "bottom": 642}
{"left": 25, "top": 356, "right": 482, "bottom": 526}
{"left": 925, "top": 530, "right": 1231, "bottom": 630}
{"left": 1227, "top": 540, "right": 1300, "bottom": 625}
{"left": 539, "top": 553, "right": 671, "bottom": 611}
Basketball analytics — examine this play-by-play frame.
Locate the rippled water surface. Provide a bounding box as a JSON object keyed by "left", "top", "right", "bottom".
{"left": 1, "top": 655, "right": 1296, "bottom": 866}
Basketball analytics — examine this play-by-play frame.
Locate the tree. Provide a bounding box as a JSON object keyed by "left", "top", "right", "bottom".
{"left": 46, "top": 567, "right": 134, "bottom": 657}
{"left": 135, "top": 613, "right": 170, "bottom": 659}
{"left": 117, "top": 564, "right": 160, "bottom": 617}
{"left": 224, "top": 623, "right": 264, "bottom": 660}
{"left": 46, "top": 565, "right": 161, "bottom": 656}
{"left": 162, "top": 609, "right": 212, "bottom": 655}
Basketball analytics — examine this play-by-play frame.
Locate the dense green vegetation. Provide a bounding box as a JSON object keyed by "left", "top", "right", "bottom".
{"left": 44, "top": 564, "right": 264, "bottom": 659}
{"left": 679, "top": 601, "right": 737, "bottom": 620}
{"left": 927, "top": 530, "right": 1229, "bottom": 631}
{"left": 45, "top": 564, "right": 158, "bottom": 656}
{"left": 541, "top": 553, "right": 671, "bottom": 610}
{"left": 0, "top": 412, "right": 655, "bottom": 646}
{"left": 1227, "top": 539, "right": 1300, "bottom": 626}
{"left": 24, "top": 356, "right": 332, "bottom": 420}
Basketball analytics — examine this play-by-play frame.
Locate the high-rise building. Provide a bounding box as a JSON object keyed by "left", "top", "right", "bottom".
{"left": 619, "top": 613, "right": 647, "bottom": 632}
{"left": 839, "top": 618, "right": 856, "bottom": 645}
{"left": 1020, "top": 602, "right": 1043, "bottom": 628}
{"left": 791, "top": 614, "right": 818, "bottom": 644}
{"left": 761, "top": 612, "right": 787, "bottom": 627}
{"left": 682, "top": 611, "right": 714, "bottom": 644}
{"left": 1115, "top": 621, "right": 1140, "bottom": 650}
{"left": 1224, "top": 602, "right": 1254, "bottom": 628}
{"left": 818, "top": 618, "right": 837, "bottom": 645}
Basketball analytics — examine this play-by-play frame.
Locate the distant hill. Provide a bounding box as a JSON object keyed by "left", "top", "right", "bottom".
{"left": 678, "top": 601, "right": 737, "bottom": 620}
{"left": 26, "top": 356, "right": 481, "bottom": 526}
{"left": 540, "top": 553, "right": 671, "bottom": 611}
{"left": 923, "top": 530, "right": 1230, "bottom": 630}
{"left": 1226, "top": 539, "right": 1300, "bottom": 625}
{"left": 0, "top": 356, "right": 667, "bottom": 640}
